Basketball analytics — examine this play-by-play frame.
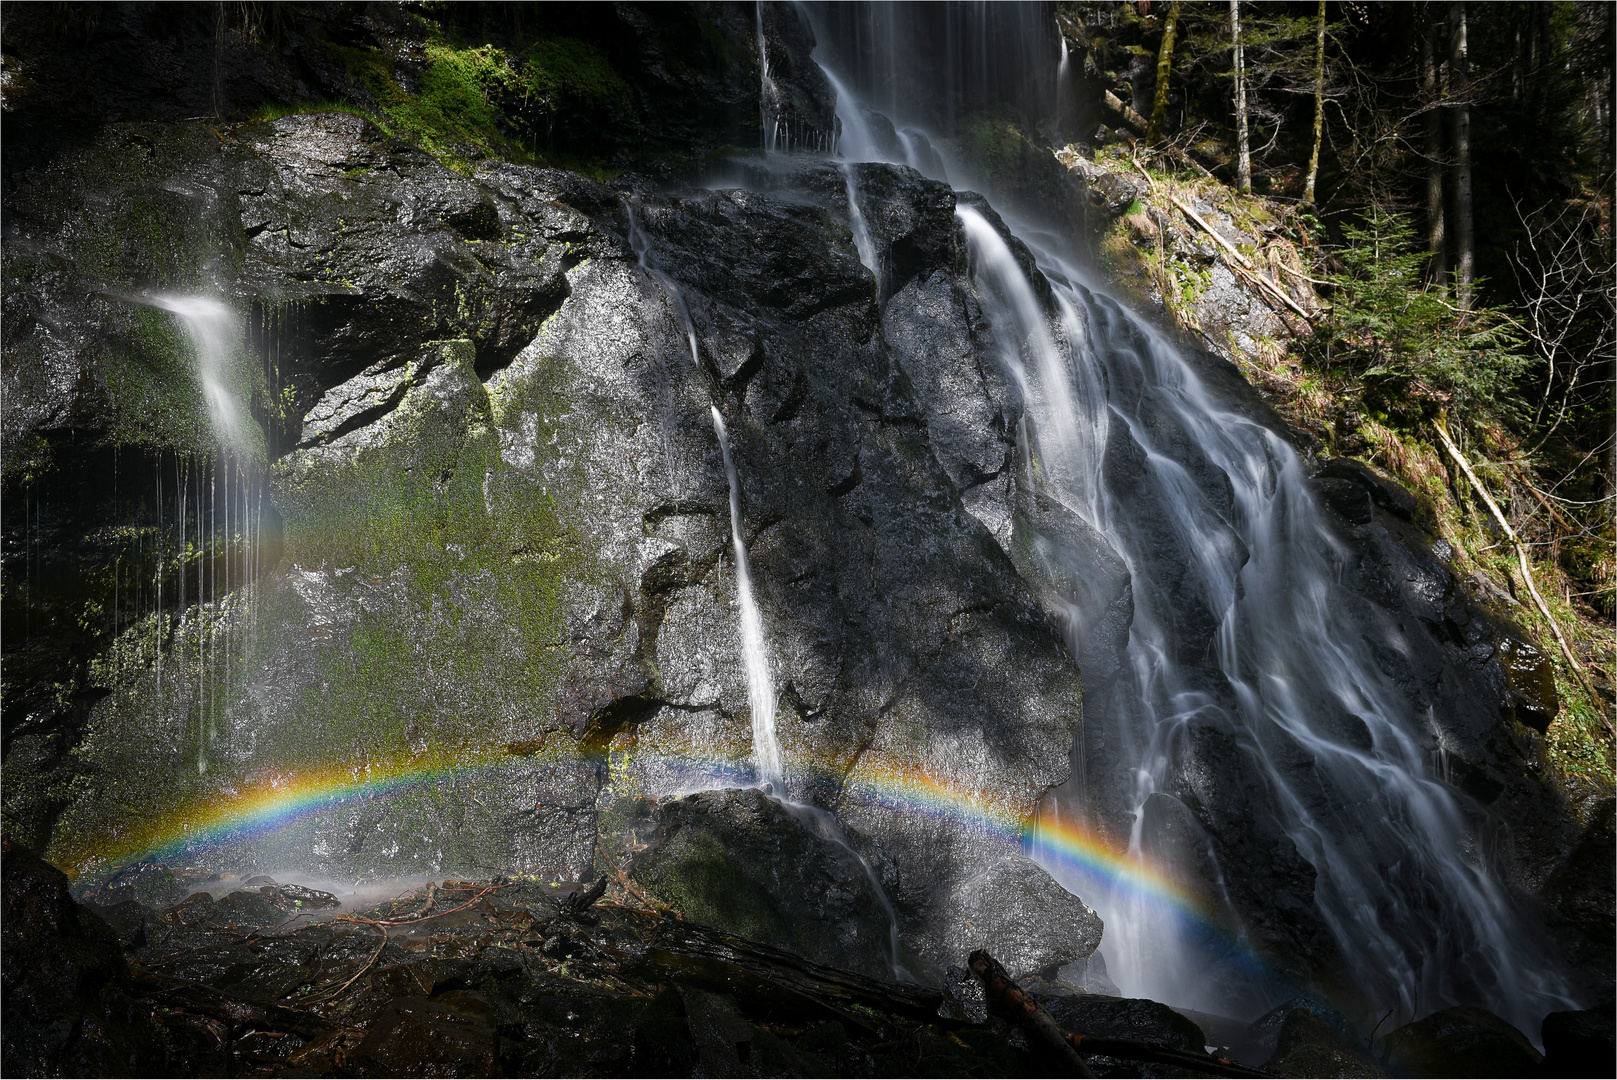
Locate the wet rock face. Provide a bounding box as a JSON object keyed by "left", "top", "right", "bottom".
{"left": 930, "top": 856, "right": 1102, "bottom": 979}
{"left": 1, "top": 838, "right": 164, "bottom": 1077}
{"left": 5, "top": 113, "right": 1086, "bottom": 979}
{"left": 1303, "top": 449, "right": 1612, "bottom": 995}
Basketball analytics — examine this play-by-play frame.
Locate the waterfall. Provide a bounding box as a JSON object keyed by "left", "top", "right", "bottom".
{"left": 962, "top": 208, "right": 1573, "bottom": 1027}
{"left": 756, "top": 1, "right": 778, "bottom": 151}
{"left": 810, "top": 43, "right": 1575, "bottom": 1031}
{"left": 711, "top": 407, "right": 785, "bottom": 792}
{"left": 134, "top": 294, "right": 267, "bottom": 779}
{"left": 628, "top": 208, "right": 784, "bottom": 792}
{"left": 839, "top": 163, "right": 881, "bottom": 291}
{"left": 146, "top": 295, "right": 249, "bottom": 457}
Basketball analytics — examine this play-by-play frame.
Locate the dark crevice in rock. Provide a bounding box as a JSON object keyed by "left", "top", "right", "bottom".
{"left": 580, "top": 695, "right": 662, "bottom": 757}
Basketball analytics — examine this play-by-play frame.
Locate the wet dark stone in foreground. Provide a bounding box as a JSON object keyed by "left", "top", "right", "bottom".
{"left": 1, "top": 838, "right": 165, "bottom": 1077}
{"left": 1380, "top": 1004, "right": 1543, "bottom": 1079}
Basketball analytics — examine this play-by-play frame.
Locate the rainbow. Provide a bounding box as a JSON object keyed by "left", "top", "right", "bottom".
{"left": 57, "top": 744, "right": 1266, "bottom": 977}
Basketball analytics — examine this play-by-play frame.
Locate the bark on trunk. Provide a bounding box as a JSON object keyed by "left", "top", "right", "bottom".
{"left": 1147, "top": 2, "right": 1182, "bottom": 145}
{"left": 1422, "top": 6, "right": 1448, "bottom": 286}
{"left": 1302, "top": 0, "right": 1326, "bottom": 203}
{"left": 1231, "top": 0, "right": 1251, "bottom": 194}
{"left": 1450, "top": 0, "right": 1474, "bottom": 308}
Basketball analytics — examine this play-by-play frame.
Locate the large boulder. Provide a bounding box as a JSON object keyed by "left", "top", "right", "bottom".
{"left": 1380, "top": 1005, "right": 1543, "bottom": 1079}
{"left": 617, "top": 789, "right": 903, "bottom": 981}
{"left": 1542, "top": 1006, "right": 1617, "bottom": 1079}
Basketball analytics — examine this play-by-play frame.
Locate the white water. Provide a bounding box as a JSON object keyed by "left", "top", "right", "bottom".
{"left": 627, "top": 208, "right": 784, "bottom": 792}
{"left": 961, "top": 209, "right": 1575, "bottom": 1028}
{"left": 807, "top": 40, "right": 1575, "bottom": 1031}
{"left": 839, "top": 163, "right": 881, "bottom": 290}
{"left": 146, "top": 295, "right": 250, "bottom": 458}
{"left": 756, "top": 1, "right": 779, "bottom": 151}
{"left": 138, "top": 294, "right": 266, "bottom": 777}
{"left": 711, "top": 406, "right": 785, "bottom": 792}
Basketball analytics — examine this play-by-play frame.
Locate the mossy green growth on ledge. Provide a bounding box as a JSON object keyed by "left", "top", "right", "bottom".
{"left": 300, "top": 32, "right": 629, "bottom": 175}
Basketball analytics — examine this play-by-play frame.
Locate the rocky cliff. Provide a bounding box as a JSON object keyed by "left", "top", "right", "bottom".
{"left": 2, "top": 0, "right": 1609, "bottom": 1035}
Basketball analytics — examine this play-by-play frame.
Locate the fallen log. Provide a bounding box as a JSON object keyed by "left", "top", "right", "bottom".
{"left": 969, "top": 950, "right": 1094, "bottom": 1077}
{"left": 1166, "top": 195, "right": 1313, "bottom": 322}
{"left": 1433, "top": 415, "right": 1595, "bottom": 699}
{"left": 631, "top": 919, "right": 945, "bottom": 1028}
{"left": 969, "top": 950, "right": 1271, "bottom": 1079}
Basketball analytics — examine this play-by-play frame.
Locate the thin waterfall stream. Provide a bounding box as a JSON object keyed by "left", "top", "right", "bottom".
{"left": 627, "top": 203, "right": 910, "bottom": 979}
{"left": 628, "top": 207, "right": 784, "bottom": 791}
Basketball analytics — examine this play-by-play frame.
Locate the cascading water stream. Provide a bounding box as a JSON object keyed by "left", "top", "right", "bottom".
{"left": 146, "top": 295, "right": 249, "bottom": 455}
{"left": 957, "top": 209, "right": 1575, "bottom": 1028}
{"left": 756, "top": 1, "right": 779, "bottom": 151}
{"left": 711, "top": 406, "right": 786, "bottom": 791}
{"left": 839, "top": 163, "right": 881, "bottom": 290}
{"left": 808, "top": 44, "right": 1575, "bottom": 1030}
{"left": 627, "top": 208, "right": 784, "bottom": 792}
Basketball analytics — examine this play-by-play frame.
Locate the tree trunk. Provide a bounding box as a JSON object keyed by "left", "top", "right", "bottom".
{"left": 1302, "top": 0, "right": 1326, "bottom": 203}
{"left": 1230, "top": 0, "right": 1251, "bottom": 194}
{"left": 1147, "top": 2, "right": 1182, "bottom": 145}
{"left": 1422, "top": 5, "right": 1448, "bottom": 286}
{"left": 1450, "top": 0, "right": 1474, "bottom": 308}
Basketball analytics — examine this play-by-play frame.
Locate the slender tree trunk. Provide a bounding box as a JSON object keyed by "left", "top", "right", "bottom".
{"left": 1148, "top": 1, "right": 1182, "bottom": 145}
{"left": 1422, "top": 6, "right": 1448, "bottom": 286}
{"left": 1302, "top": 0, "right": 1326, "bottom": 204}
{"left": 1450, "top": 0, "right": 1474, "bottom": 308}
{"left": 1230, "top": 0, "right": 1251, "bottom": 194}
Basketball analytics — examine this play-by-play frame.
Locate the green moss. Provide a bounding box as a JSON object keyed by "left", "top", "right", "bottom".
{"left": 299, "top": 33, "right": 627, "bottom": 174}
{"left": 954, "top": 114, "right": 1046, "bottom": 193}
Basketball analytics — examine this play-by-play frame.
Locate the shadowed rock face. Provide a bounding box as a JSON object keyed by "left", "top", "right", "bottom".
{"left": 1, "top": 838, "right": 166, "bottom": 1077}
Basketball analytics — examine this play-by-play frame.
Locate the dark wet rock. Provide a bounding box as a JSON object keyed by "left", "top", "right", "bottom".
{"left": 84, "top": 898, "right": 152, "bottom": 950}
{"left": 3, "top": 6, "right": 1608, "bottom": 1028}
{"left": 347, "top": 995, "right": 499, "bottom": 1077}
{"left": 1039, "top": 993, "right": 1206, "bottom": 1052}
{"left": 1380, "top": 1005, "right": 1543, "bottom": 1079}
{"left": 1056, "top": 950, "right": 1122, "bottom": 997}
{"left": 677, "top": 984, "right": 756, "bottom": 1078}
{"left": 1, "top": 838, "right": 165, "bottom": 1077}
{"left": 1267, "top": 1007, "right": 1382, "bottom": 1078}
{"left": 620, "top": 788, "right": 901, "bottom": 981}
{"left": 928, "top": 854, "right": 1102, "bottom": 978}
{"left": 212, "top": 888, "right": 291, "bottom": 930}
{"left": 1542, "top": 1006, "right": 1617, "bottom": 1079}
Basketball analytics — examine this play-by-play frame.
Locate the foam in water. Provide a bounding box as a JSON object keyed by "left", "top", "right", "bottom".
{"left": 808, "top": 32, "right": 1576, "bottom": 1031}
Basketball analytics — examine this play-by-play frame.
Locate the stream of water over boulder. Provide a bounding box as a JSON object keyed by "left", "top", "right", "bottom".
{"left": 2, "top": 3, "right": 1609, "bottom": 1075}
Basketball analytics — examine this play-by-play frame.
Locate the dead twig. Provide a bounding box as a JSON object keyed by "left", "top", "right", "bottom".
{"left": 1433, "top": 416, "right": 1598, "bottom": 703}
{"left": 343, "top": 882, "right": 511, "bottom": 928}
{"left": 1167, "top": 195, "right": 1314, "bottom": 322}
{"left": 304, "top": 922, "right": 388, "bottom": 1005}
